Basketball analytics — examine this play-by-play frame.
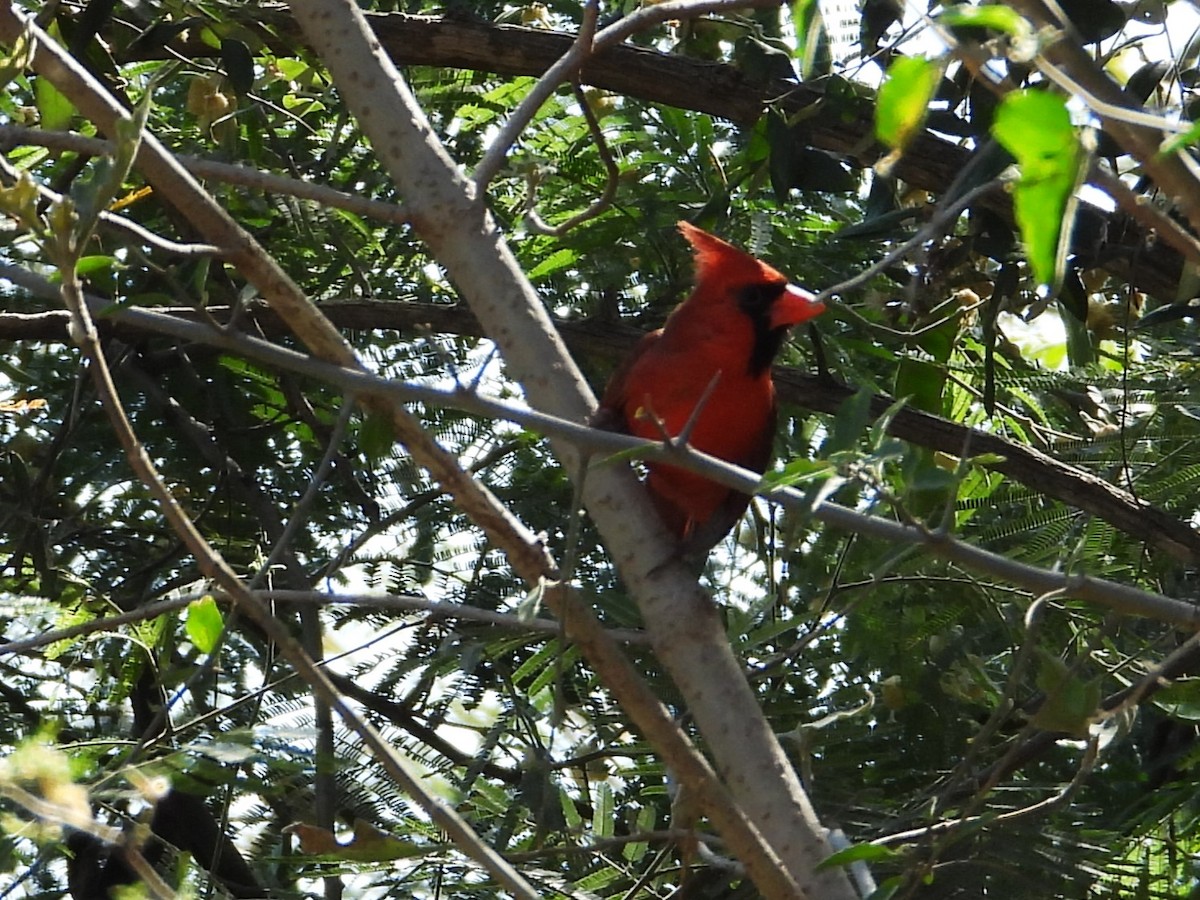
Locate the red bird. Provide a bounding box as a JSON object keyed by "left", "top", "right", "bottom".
{"left": 596, "top": 221, "right": 825, "bottom": 553}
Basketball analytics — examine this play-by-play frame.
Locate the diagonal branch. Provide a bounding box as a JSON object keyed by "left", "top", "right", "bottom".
{"left": 473, "top": 0, "right": 600, "bottom": 190}
{"left": 122, "top": 9, "right": 1198, "bottom": 300}
{"left": 0, "top": 10, "right": 539, "bottom": 896}
{"left": 287, "top": 1, "right": 852, "bottom": 896}
{"left": 0, "top": 14, "right": 797, "bottom": 897}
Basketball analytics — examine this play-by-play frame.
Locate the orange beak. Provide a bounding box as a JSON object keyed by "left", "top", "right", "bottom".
{"left": 770, "top": 283, "right": 825, "bottom": 329}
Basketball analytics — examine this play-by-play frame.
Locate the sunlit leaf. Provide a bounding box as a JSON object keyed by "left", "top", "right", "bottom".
{"left": 992, "top": 90, "right": 1085, "bottom": 291}
{"left": 34, "top": 77, "right": 74, "bottom": 131}
{"left": 876, "top": 56, "right": 942, "bottom": 152}
{"left": 939, "top": 4, "right": 1031, "bottom": 37}
{"left": 185, "top": 596, "right": 224, "bottom": 654}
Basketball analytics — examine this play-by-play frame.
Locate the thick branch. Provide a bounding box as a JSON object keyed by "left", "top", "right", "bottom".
{"left": 287, "top": 2, "right": 852, "bottom": 895}
{"left": 349, "top": 13, "right": 1187, "bottom": 300}
{"left": 140, "top": 10, "right": 1190, "bottom": 300}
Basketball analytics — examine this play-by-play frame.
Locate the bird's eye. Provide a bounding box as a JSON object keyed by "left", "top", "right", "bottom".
{"left": 738, "top": 283, "right": 783, "bottom": 317}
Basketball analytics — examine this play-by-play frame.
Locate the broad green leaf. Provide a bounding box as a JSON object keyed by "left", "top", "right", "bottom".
{"left": 75, "top": 255, "right": 117, "bottom": 276}
{"left": 289, "top": 821, "right": 446, "bottom": 862}
{"left": 939, "top": 4, "right": 1031, "bottom": 37}
{"left": 185, "top": 596, "right": 224, "bottom": 654}
{"left": 763, "top": 456, "right": 837, "bottom": 489}
{"left": 790, "top": 0, "right": 829, "bottom": 80}
{"left": 824, "top": 387, "right": 874, "bottom": 454}
{"left": 273, "top": 57, "right": 311, "bottom": 82}
{"left": 527, "top": 247, "right": 577, "bottom": 280}
{"left": 1152, "top": 678, "right": 1200, "bottom": 721}
{"left": 992, "top": 90, "right": 1085, "bottom": 291}
{"left": 876, "top": 56, "right": 942, "bottom": 151}
{"left": 0, "top": 24, "right": 34, "bottom": 91}
{"left": 894, "top": 357, "right": 945, "bottom": 414}
{"left": 34, "top": 77, "right": 74, "bottom": 132}
{"left": 818, "top": 841, "right": 900, "bottom": 870}
{"left": 560, "top": 786, "right": 584, "bottom": 829}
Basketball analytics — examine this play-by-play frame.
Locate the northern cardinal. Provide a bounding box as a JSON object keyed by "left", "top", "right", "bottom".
{"left": 595, "top": 221, "right": 825, "bottom": 554}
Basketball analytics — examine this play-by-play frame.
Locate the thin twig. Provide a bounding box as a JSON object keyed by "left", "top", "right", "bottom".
{"left": 874, "top": 736, "right": 1099, "bottom": 847}
{"left": 474, "top": 0, "right": 601, "bottom": 190}
{"left": 524, "top": 83, "right": 621, "bottom": 236}
{"left": 249, "top": 393, "right": 357, "bottom": 589}
{"left": 0, "top": 589, "right": 653, "bottom": 658}
{"left": 0, "top": 10, "right": 732, "bottom": 896}
{"left": 593, "top": 0, "right": 785, "bottom": 53}
{"left": 814, "top": 179, "right": 1004, "bottom": 309}
{"left": 1090, "top": 166, "right": 1200, "bottom": 266}
{"left": 676, "top": 370, "right": 724, "bottom": 447}
{"left": 0, "top": 124, "right": 411, "bottom": 227}
{"left": 54, "top": 254, "right": 540, "bottom": 898}
{"left": 474, "top": 0, "right": 783, "bottom": 191}
{"left": 0, "top": 153, "right": 221, "bottom": 256}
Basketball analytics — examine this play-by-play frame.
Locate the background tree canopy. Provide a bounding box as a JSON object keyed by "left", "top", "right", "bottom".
{"left": 7, "top": 0, "right": 1200, "bottom": 897}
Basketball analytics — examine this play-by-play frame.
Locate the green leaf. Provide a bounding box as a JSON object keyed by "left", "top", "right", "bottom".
{"left": 623, "top": 805, "right": 655, "bottom": 860}
{"left": 868, "top": 395, "right": 909, "bottom": 450}
{"left": 790, "top": 0, "right": 828, "bottom": 80}
{"left": 1032, "top": 649, "right": 1100, "bottom": 738}
{"left": 866, "top": 877, "right": 904, "bottom": 900}
{"left": 592, "top": 781, "right": 614, "bottom": 838}
{"left": 359, "top": 409, "right": 396, "bottom": 465}
{"left": 527, "top": 247, "right": 577, "bottom": 280}
{"left": 0, "top": 169, "right": 42, "bottom": 232}
{"left": 560, "top": 787, "right": 584, "bottom": 829}
{"left": 763, "top": 456, "right": 838, "bottom": 489}
{"left": 818, "top": 841, "right": 900, "bottom": 870}
{"left": 75, "top": 255, "right": 117, "bottom": 276}
{"left": 894, "top": 358, "right": 945, "bottom": 415}
{"left": 876, "top": 56, "right": 942, "bottom": 151}
{"left": 34, "top": 76, "right": 75, "bottom": 131}
{"left": 992, "top": 90, "right": 1086, "bottom": 292}
{"left": 939, "top": 5, "right": 1031, "bottom": 37}
{"left": 185, "top": 596, "right": 224, "bottom": 654}
{"left": 0, "top": 23, "right": 35, "bottom": 92}
{"left": 824, "top": 387, "right": 874, "bottom": 454}
{"left": 1152, "top": 678, "right": 1200, "bottom": 721}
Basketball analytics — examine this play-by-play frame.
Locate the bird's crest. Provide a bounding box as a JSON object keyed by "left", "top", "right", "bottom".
{"left": 677, "top": 220, "right": 789, "bottom": 294}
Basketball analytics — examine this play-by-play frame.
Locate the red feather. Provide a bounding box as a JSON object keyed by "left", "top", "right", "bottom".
{"left": 596, "top": 221, "right": 825, "bottom": 553}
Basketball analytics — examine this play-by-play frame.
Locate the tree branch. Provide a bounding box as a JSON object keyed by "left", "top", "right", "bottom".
{"left": 7, "top": 298, "right": 1194, "bottom": 562}
{"left": 287, "top": 1, "right": 850, "bottom": 895}
{"left": 328, "top": 12, "right": 1188, "bottom": 300}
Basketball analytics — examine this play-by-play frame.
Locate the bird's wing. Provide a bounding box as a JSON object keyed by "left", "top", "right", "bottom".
{"left": 592, "top": 328, "right": 663, "bottom": 431}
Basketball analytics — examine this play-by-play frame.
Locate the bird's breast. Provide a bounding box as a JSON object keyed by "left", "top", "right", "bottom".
{"left": 622, "top": 352, "right": 776, "bottom": 465}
